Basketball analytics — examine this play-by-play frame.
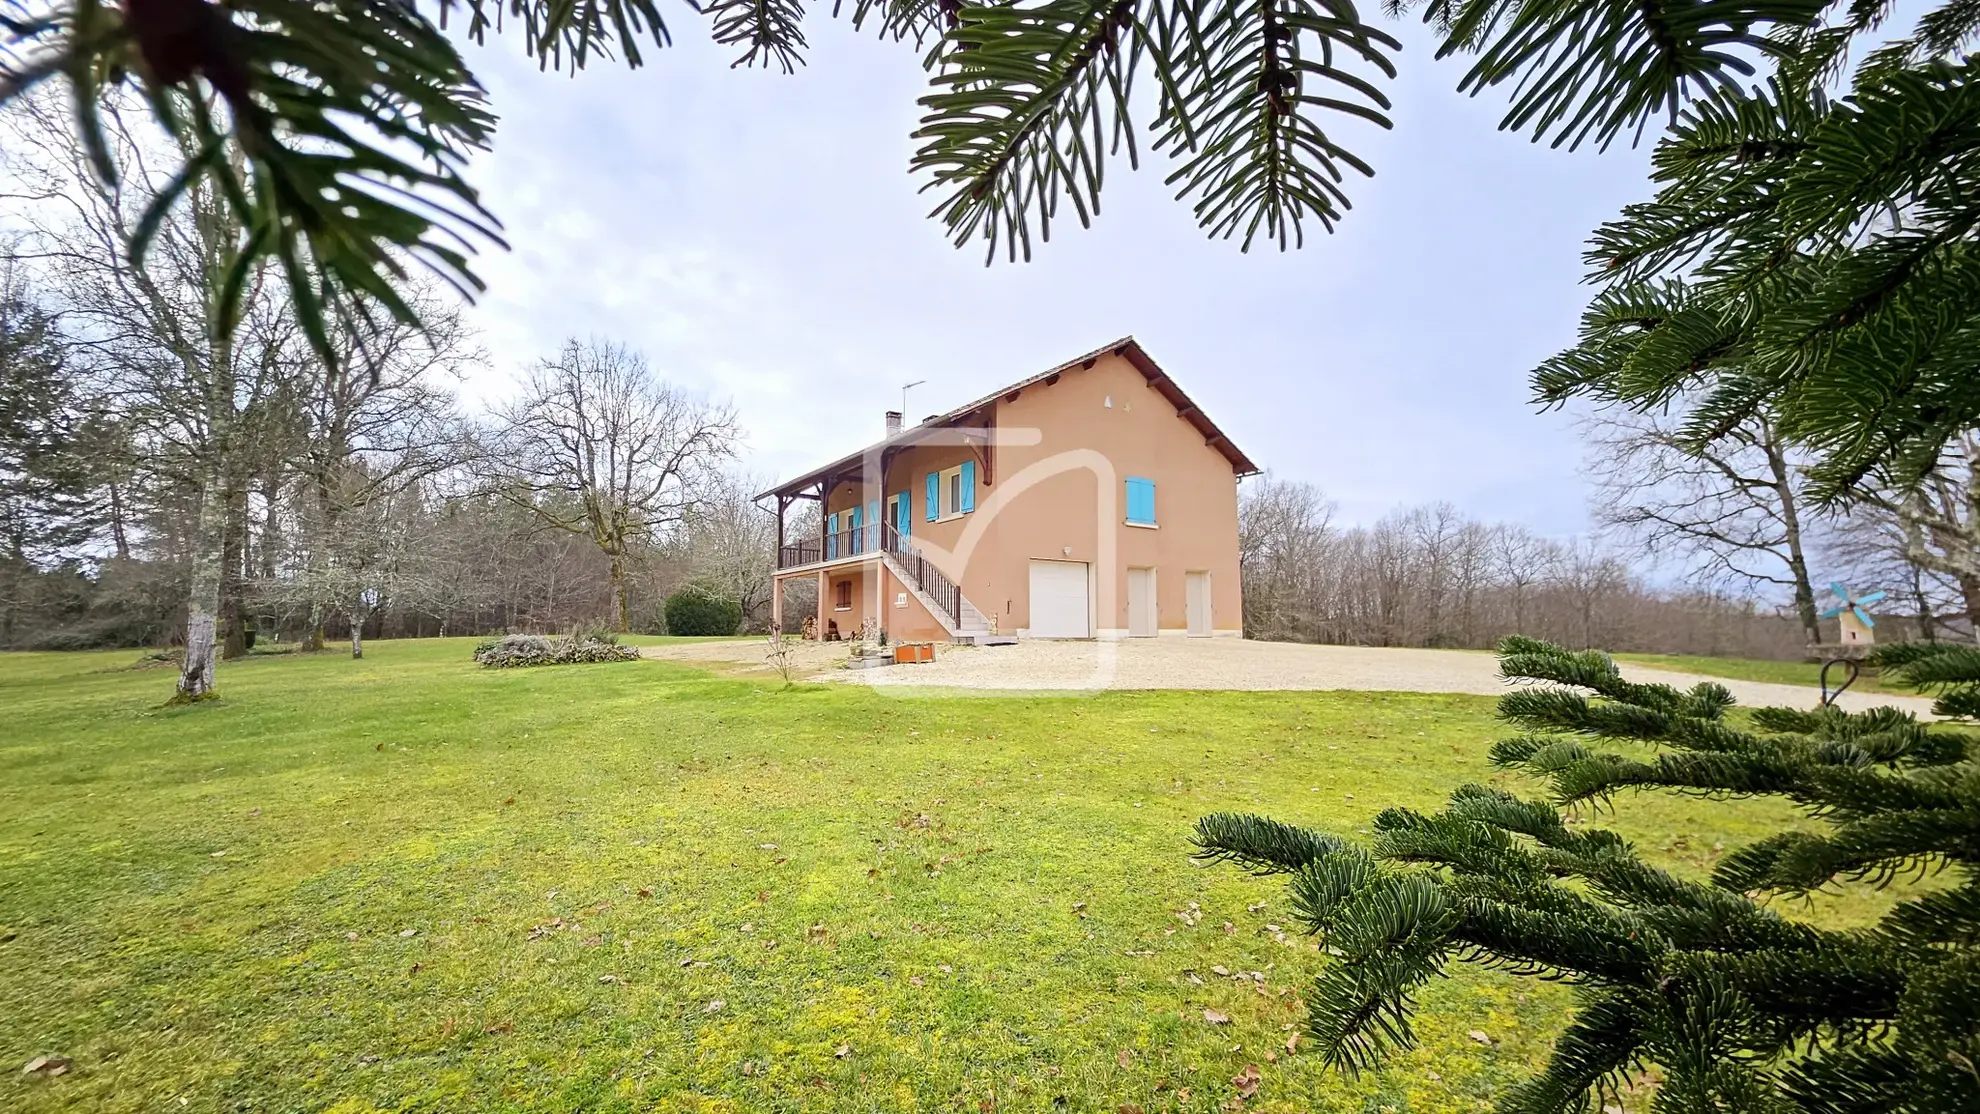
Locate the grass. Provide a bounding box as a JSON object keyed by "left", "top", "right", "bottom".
{"left": 0, "top": 640, "right": 1904, "bottom": 1113}
{"left": 1613, "top": 651, "right": 1906, "bottom": 694}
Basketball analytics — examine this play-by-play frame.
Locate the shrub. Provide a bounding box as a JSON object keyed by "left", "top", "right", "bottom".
{"left": 664, "top": 588, "right": 741, "bottom": 636}
{"left": 569, "top": 619, "right": 620, "bottom": 645}
{"left": 472, "top": 633, "right": 639, "bottom": 669}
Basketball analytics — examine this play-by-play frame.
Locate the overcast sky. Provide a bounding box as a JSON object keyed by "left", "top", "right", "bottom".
{"left": 450, "top": 18, "right": 1658, "bottom": 534}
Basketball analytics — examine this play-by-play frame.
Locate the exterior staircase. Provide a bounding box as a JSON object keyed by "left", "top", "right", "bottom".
{"left": 879, "top": 525, "right": 1004, "bottom": 644}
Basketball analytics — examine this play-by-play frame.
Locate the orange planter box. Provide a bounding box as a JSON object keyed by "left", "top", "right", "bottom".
{"left": 894, "top": 643, "right": 934, "bottom": 664}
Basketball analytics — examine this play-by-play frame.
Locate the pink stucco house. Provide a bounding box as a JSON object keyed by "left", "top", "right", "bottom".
{"left": 758, "top": 338, "right": 1259, "bottom": 642}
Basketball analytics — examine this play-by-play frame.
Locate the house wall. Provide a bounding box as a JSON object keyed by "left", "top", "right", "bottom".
{"left": 822, "top": 565, "right": 865, "bottom": 641}
{"left": 882, "top": 565, "right": 951, "bottom": 644}
{"left": 810, "top": 351, "right": 1244, "bottom": 638}
{"left": 795, "top": 560, "right": 951, "bottom": 644}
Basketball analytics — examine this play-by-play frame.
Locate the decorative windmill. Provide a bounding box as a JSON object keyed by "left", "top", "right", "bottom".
{"left": 1821, "top": 582, "right": 1887, "bottom": 647}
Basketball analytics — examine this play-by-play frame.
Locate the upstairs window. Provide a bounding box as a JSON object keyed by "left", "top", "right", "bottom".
{"left": 930, "top": 461, "right": 977, "bottom": 518}
{"left": 1126, "top": 477, "right": 1156, "bottom": 526}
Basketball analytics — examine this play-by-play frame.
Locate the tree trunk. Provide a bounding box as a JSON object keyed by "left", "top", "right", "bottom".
{"left": 1764, "top": 436, "right": 1823, "bottom": 646}
{"left": 350, "top": 611, "right": 365, "bottom": 659}
{"left": 611, "top": 550, "right": 630, "bottom": 632}
{"left": 176, "top": 469, "right": 225, "bottom": 701}
{"left": 107, "top": 480, "right": 130, "bottom": 560}
{"left": 1957, "top": 573, "right": 1980, "bottom": 637}
{"left": 302, "top": 598, "right": 325, "bottom": 652}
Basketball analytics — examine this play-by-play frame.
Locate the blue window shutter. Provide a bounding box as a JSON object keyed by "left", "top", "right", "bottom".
{"left": 897, "top": 494, "right": 910, "bottom": 537}
{"left": 826, "top": 512, "right": 838, "bottom": 558}
{"left": 868, "top": 501, "right": 880, "bottom": 547}
{"left": 850, "top": 503, "right": 862, "bottom": 553}
{"left": 926, "top": 472, "right": 939, "bottom": 521}
{"left": 1126, "top": 477, "right": 1156, "bottom": 524}
{"left": 960, "top": 461, "right": 976, "bottom": 513}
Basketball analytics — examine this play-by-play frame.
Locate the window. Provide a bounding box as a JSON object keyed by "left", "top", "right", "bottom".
{"left": 931, "top": 460, "right": 977, "bottom": 518}
{"left": 1126, "top": 477, "right": 1157, "bottom": 526}
{"left": 834, "top": 580, "right": 852, "bottom": 610}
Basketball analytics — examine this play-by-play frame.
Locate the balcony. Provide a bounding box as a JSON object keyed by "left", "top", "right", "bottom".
{"left": 776, "top": 521, "right": 885, "bottom": 570}
{"left": 776, "top": 524, "right": 963, "bottom": 630}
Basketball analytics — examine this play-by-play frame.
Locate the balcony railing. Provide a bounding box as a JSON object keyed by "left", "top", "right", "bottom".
{"left": 775, "top": 523, "right": 963, "bottom": 629}
{"left": 777, "top": 521, "right": 884, "bottom": 569}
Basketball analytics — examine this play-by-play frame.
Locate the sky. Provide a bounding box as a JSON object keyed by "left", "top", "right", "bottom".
{"left": 449, "top": 17, "right": 1659, "bottom": 534}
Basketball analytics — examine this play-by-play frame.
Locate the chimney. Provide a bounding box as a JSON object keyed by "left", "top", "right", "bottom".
{"left": 885, "top": 410, "right": 903, "bottom": 437}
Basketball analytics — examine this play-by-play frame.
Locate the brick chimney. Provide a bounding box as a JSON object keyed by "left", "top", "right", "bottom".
{"left": 885, "top": 410, "right": 903, "bottom": 437}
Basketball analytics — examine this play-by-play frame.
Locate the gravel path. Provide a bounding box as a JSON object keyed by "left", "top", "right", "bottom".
{"left": 642, "top": 637, "right": 1936, "bottom": 715}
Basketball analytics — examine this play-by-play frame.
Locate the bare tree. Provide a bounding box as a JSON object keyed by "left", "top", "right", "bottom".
{"left": 1845, "top": 434, "right": 1980, "bottom": 637}
{"left": 284, "top": 285, "right": 478, "bottom": 653}
{"left": 1582, "top": 406, "right": 1825, "bottom": 644}
{"left": 1238, "top": 476, "right": 1336, "bottom": 641}
{"left": 492, "top": 338, "right": 738, "bottom": 632}
{"left": 1, "top": 92, "right": 301, "bottom": 700}
{"left": 678, "top": 470, "right": 779, "bottom": 631}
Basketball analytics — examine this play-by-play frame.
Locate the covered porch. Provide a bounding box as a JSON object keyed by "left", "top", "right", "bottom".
{"left": 771, "top": 548, "right": 958, "bottom": 646}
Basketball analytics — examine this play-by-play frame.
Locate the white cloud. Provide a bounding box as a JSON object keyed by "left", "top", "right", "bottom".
{"left": 451, "top": 19, "right": 1655, "bottom": 533}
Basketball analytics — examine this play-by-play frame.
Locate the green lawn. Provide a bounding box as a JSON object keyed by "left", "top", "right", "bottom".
{"left": 0, "top": 640, "right": 1901, "bottom": 1113}
{"left": 1614, "top": 651, "right": 1905, "bottom": 694}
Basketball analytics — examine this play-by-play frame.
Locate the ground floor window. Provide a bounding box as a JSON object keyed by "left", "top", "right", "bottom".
{"left": 834, "top": 580, "right": 853, "bottom": 610}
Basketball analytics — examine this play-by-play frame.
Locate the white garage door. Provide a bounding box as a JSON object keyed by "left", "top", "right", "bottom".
{"left": 1028, "top": 560, "right": 1090, "bottom": 638}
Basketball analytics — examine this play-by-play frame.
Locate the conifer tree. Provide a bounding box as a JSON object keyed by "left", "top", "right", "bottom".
{"left": 1195, "top": 636, "right": 1980, "bottom": 1112}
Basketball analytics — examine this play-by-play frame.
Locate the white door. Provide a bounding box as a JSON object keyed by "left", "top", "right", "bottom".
{"left": 1127, "top": 567, "right": 1157, "bottom": 637}
{"left": 1186, "top": 571, "right": 1211, "bottom": 637}
{"left": 1028, "top": 560, "right": 1090, "bottom": 638}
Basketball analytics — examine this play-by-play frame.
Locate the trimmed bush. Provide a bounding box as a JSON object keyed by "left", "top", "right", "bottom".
{"left": 472, "top": 634, "right": 640, "bottom": 669}
{"left": 664, "top": 588, "right": 741, "bottom": 637}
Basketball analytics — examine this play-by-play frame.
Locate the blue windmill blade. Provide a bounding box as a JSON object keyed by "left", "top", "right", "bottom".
{"left": 1856, "top": 590, "right": 1887, "bottom": 607}
{"left": 1819, "top": 602, "right": 1846, "bottom": 620}
{"left": 1831, "top": 581, "right": 1850, "bottom": 600}
{"left": 1852, "top": 605, "right": 1876, "bottom": 628}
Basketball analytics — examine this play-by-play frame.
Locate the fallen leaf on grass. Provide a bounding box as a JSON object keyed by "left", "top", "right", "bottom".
{"left": 502, "top": 796, "right": 516, "bottom": 806}
{"left": 1284, "top": 1032, "right": 1300, "bottom": 1056}
{"left": 599, "top": 974, "right": 619, "bottom": 984}
{"left": 908, "top": 976, "right": 925, "bottom": 987}
{"left": 21, "top": 1056, "right": 70, "bottom": 1077}
{"left": 1211, "top": 965, "right": 1231, "bottom": 977}
{"left": 1119, "top": 1105, "right": 1144, "bottom": 1114}
{"left": 835, "top": 1044, "right": 851, "bottom": 1059}
{"left": 1117, "top": 1049, "right": 1132, "bottom": 1069}
{"left": 1467, "top": 1029, "right": 1492, "bottom": 1046}
{"left": 399, "top": 929, "right": 418, "bottom": 938}
{"left": 703, "top": 1000, "right": 726, "bottom": 1013}
{"left": 1231, "top": 1064, "right": 1261, "bottom": 1098}
{"left": 484, "top": 1021, "right": 514, "bottom": 1034}
{"left": 637, "top": 887, "right": 652, "bottom": 898}
{"left": 1203, "top": 1009, "right": 1230, "bottom": 1025}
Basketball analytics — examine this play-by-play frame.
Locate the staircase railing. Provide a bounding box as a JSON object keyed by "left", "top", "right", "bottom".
{"left": 881, "top": 524, "right": 962, "bottom": 629}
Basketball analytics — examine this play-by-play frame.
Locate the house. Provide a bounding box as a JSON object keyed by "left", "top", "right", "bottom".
{"left": 757, "top": 338, "right": 1259, "bottom": 642}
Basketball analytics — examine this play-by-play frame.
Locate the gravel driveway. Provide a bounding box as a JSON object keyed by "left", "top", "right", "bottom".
{"left": 643, "top": 637, "right": 1936, "bottom": 715}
